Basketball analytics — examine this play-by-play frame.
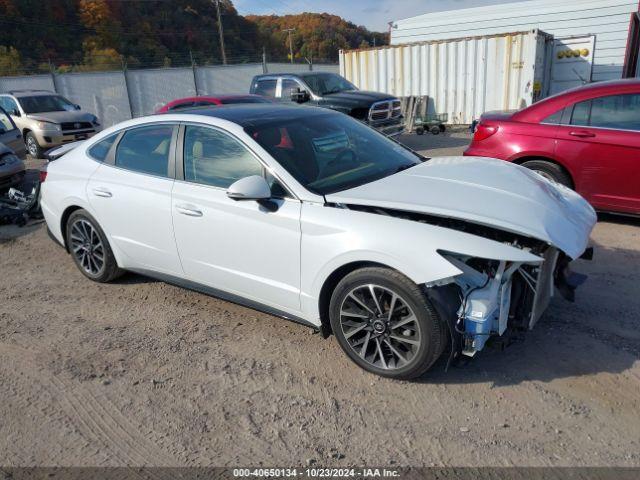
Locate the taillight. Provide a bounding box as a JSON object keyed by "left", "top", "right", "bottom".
{"left": 473, "top": 124, "right": 498, "bottom": 142}
{"left": 39, "top": 169, "right": 47, "bottom": 183}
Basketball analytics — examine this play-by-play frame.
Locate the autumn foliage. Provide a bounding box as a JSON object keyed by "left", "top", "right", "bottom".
{"left": 0, "top": 0, "right": 386, "bottom": 75}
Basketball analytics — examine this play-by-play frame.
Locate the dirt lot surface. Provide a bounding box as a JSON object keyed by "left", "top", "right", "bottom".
{"left": 1, "top": 133, "right": 639, "bottom": 468}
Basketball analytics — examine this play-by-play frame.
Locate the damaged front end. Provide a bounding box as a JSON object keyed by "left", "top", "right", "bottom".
{"left": 339, "top": 203, "right": 593, "bottom": 361}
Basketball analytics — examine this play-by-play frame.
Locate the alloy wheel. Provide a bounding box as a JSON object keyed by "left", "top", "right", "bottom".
{"left": 339, "top": 284, "right": 421, "bottom": 370}
{"left": 26, "top": 137, "right": 37, "bottom": 156}
{"left": 69, "top": 219, "right": 105, "bottom": 276}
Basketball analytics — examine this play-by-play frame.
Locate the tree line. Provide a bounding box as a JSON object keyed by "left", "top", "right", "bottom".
{"left": 0, "top": 0, "right": 387, "bottom": 75}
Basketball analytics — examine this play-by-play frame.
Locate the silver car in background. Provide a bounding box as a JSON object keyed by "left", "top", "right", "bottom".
{"left": 0, "top": 90, "right": 101, "bottom": 158}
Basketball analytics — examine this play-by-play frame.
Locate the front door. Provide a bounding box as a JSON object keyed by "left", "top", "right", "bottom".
{"left": 0, "top": 107, "right": 25, "bottom": 158}
{"left": 86, "top": 123, "right": 183, "bottom": 274}
{"left": 171, "top": 124, "right": 302, "bottom": 312}
{"left": 555, "top": 93, "right": 640, "bottom": 214}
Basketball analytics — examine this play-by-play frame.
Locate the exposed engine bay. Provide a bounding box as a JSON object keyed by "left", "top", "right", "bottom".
{"left": 331, "top": 203, "right": 592, "bottom": 361}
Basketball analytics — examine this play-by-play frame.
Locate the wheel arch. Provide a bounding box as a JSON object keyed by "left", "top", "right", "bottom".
{"left": 60, "top": 205, "right": 84, "bottom": 252}
{"left": 511, "top": 155, "right": 575, "bottom": 189}
{"left": 317, "top": 261, "right": 406, "bottom": 337}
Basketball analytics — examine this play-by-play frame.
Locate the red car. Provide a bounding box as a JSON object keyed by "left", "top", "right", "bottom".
{"left": 464, "top": 79, "right": 640, "bottom": 216}
{"left": 156, "top": 94, "right": 270, "bottom": 113}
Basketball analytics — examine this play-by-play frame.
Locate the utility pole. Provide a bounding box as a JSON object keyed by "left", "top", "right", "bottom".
{"left": 214, "top": 0, "right": 227, "bottom": 65}
{"left": 283, "top": 28, "right": 295, "bottom": 64}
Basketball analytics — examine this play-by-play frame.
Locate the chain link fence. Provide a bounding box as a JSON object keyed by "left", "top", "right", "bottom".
{"left": 0, "top": 62, "right": 339, "bottom": 127}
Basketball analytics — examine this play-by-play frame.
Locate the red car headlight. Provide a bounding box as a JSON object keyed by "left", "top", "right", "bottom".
{"left": 473, "top": 124, "right": 499, "bottom": 141}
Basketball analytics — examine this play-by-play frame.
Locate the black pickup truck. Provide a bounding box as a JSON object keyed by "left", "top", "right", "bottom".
{"left": 249, "top": 72, "right": 404, "bottom": 136}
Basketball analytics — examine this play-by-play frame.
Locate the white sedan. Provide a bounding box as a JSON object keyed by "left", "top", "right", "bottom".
{"left": 41, "top": 104, "right": 596, "bottom": 379}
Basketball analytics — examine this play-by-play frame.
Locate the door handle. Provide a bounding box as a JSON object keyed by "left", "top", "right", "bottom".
{"left": 175, "top": 204, "right": 203, "bottom": 217}
{"left": 569, "top": 130, "right": 595, "bottom": 138}
{"left": 92, "top": 187, "right": 112, "bottom": 198}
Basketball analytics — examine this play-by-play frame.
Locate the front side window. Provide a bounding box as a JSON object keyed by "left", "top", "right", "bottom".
{"left": 0, "top": 96, "right": 19, "bottom": 114}
{"left": 281, "top": 79, "right": 302, "bottom": 100}
{"left": 18, "top": 95, "right": 76, "bottom": 114}
{"left": 254, "top": 79, "right": 277, "bottom": 98}
{"left": 88, "top": 134, "right": 118, "bottom": 162}
{"left": 183, "top": 125, "right": 263, "bottom": 188}
{"left": 115, "top": 125, "right": 174, "bottom": 177}
{"left": 247, "top": 112, "right": 422, "bottom": 195}
{"left": 301, "top": 73, "right": 356, "bottom": 96}
{"left": 0, "top": 108, "right": 16, "bottom": 132}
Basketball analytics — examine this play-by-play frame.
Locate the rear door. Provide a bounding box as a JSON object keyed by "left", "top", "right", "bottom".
{"left": 555, "top": 93, "right": 640, "bottom": 213}
{"left": 86, "top": 123, "right": 183, "bottom": 274}
{"left": 0, "top": 106, "right": 25, "bottom": 158}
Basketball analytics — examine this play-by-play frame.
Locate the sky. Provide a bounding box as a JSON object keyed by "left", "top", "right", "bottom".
{"left": 233, "top": 0, "right": 514, "bottom": 31}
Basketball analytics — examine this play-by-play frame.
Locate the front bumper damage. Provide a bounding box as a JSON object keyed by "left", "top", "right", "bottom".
{"left": 442, "top": 247, "right": 592, "bottom": 358}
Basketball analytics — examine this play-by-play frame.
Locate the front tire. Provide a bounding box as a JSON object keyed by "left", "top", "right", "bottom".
{"left": 65, "top": 209, "right": 123, "bottom": 283}
{"left": 329, "top": 267, "right": 446, "bottom": 379}
{"left": 25, "top": 132, "right": 44, "bottom": 159}
{"left": 521, "top": 159, "right": 572, "bottom": 188}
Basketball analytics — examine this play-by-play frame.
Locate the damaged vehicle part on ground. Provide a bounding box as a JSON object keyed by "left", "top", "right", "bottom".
{"left": 40, "top": 104, "right": 596, "bottom": 379}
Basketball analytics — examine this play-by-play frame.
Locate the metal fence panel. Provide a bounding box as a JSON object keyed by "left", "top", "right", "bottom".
{"left": 311, "top": 64, "right": 340, "bottom": 74}
{"left": 0, "top": 74, "right": 55, "bottom": 93}
{"left": 126, "top": 68, "right": 196, "bottom": 117}
{"left": 55, "top": 71, "right": 132, "bottom": 127}
{"left": 195, "top": 63, "right": 264, "bottom": 95}
{"left": 266, "top": 62, "right": 311, "bottom": 74}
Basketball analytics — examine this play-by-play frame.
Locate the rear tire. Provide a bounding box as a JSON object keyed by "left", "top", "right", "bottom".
{"left": 329, "top": 267, "right": 446, "bottom": 380}
{"left": 65, "top": 209, "right": 123, "bottom": 283}
{"left": 521, "top": 159, "right": 572, "bottom": 188}
{"left": 25, "top": 132, "right": 44, "bottom": 159}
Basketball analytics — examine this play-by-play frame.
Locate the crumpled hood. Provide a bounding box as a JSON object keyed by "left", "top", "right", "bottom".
{"left": 325, "top": 156, "right": 597, "bottom": 259}
{"left": 27, "top": 111, "right": 94, "bottom": 124}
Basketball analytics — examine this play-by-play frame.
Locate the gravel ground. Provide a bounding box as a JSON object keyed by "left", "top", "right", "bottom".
{"left": 0, "top": 133, "right": 639, "bottom": 468}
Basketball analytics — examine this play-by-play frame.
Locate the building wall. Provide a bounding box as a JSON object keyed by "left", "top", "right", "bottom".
{"left": 391, "top": 0, "right": 638, "bottom": 82}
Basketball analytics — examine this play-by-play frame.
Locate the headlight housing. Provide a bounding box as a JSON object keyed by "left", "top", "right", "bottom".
{"left": 36, "top": 121, "right": 60, "bottom": 132}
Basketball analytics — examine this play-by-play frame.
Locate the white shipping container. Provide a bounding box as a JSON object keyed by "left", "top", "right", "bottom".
{"left": 340, "top": 30, "right": 554, "bottom": 124}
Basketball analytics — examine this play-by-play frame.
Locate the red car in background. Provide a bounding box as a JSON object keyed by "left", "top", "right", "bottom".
{"left": 464, "top": 79, "right": 640, "bottom": 216}
{"left": 156, "top": 94, "right": 270, "bottom": 113}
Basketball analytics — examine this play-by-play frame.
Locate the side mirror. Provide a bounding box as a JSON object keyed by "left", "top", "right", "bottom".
{"left": 11, "top": 109, "right": 20, "bottom": 117}
{"left": 226, "top": 175, "right": 271, "bottom": 201}
{"left": 74, "top": 104, "right": 81, "bottom": 110}
{"left": 290, "top": 88, "right": 310, "bottom": 104}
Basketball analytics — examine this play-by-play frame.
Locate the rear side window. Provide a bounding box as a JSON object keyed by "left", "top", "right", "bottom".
{"left": 88, "top": 134, "right": 117, "bottom": 161}
{"left": 183, "top": 125, "right": 263, "bottom": 188}
{"left": 254, "top": 79, "right": 277, "bottom": 97}
{"left": 115, "top": 125, "right": 174, "bottom": 177}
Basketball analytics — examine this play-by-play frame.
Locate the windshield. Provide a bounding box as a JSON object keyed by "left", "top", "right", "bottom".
{"left": 246, "top": 112, "right": 423, "bottom": 195}
{"left": 301, "top": 73, "right": 356, "bottom": 96}
{"left": 19, "top": 95, "right": 76, "bottom": 114}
